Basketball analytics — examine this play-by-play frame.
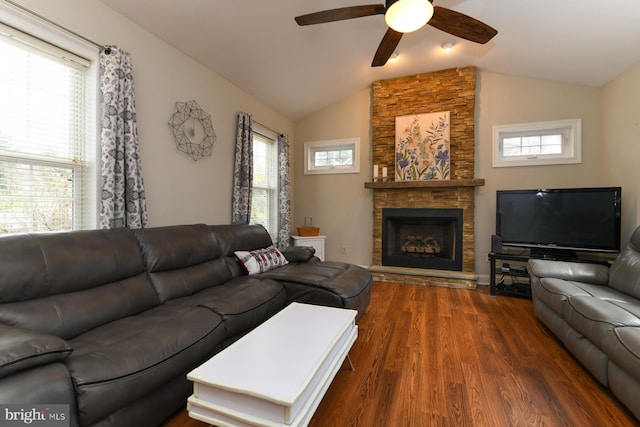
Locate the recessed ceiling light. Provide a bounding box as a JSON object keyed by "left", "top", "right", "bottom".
{"left": 388, "top": 51, "right": 400, "bottom": 62}
{"left": 441, "top": 42, "right": 455, "bottom": 52}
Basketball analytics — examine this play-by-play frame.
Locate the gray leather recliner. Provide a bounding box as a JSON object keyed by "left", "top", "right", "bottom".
{"left": 528, "top": 225, "right": 640, "bottom": 420}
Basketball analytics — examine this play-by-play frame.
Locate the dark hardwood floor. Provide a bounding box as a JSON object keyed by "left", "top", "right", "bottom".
{"left": 163, "top": 282, "right": 638, "bottom": 427}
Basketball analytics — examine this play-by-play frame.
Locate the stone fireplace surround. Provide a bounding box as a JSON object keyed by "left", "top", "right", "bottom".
{"left": 367, "top": 67, "right": 483, "bottom": 289}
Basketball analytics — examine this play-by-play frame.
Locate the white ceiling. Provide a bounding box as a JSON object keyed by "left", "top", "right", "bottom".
{"left": 98, "top": 0, "right": 640, "bottom": 121}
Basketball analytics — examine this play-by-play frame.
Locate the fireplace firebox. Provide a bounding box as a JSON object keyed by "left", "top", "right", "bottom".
{"left": 382, "top": 208, "right": 463, "bottom": 271}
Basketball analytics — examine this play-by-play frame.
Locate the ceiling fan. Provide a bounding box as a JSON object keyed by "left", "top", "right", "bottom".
{"left": 295, "top": 0, "right": 498, "bottom": 67}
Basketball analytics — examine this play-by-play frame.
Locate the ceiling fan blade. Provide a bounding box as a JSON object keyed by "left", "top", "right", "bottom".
{"left": 428, "top": 6, "right": 498, "bottom": 44}
{"left": 295, "top": 5, "right": 385, "bottom": 26}
{"left": 372, "top": 28, "right": 403, "bottom": 67}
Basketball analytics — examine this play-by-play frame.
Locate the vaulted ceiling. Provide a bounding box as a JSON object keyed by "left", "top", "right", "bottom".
{"left": 98, "top": 0, "right": 640, "bottom": 120}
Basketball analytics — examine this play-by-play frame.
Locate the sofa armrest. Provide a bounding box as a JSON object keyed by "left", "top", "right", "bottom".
{"left": 281, "top": 246, "right": 316, "bottom": 263}
{"left": 527, "top": 259, "right": 610, "bottom": 285}
{"left": 0, "top": 324, "right": 72, "bottom": 380}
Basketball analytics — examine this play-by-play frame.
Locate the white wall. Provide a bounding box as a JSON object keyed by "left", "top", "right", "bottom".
{"left": 12, "top": 0, "right": 294, "bottom": 227}
{"left": 294, "top": 71, "right": 605, "bottom": 279}
{"left": 12, "top": 0, "right": 638, "bottom": 273}
{"left": 601, "top": 61, "right": 640, "bottom": 241}
{"left": 475, "top": 72, "right": 603, "bottom": 280}
{"left": 294, "top": 89, "right": 372, "bottom": 264}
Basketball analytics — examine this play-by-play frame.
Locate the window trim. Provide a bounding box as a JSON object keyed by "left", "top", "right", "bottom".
{"left": 0, "top": 2, "right": 96, "bottom": 62}
{"left": 492, "top": 118, "right": 582, "bottom": 168}
{"left": 304, "top": 138, "right": 360, "bottom": 175}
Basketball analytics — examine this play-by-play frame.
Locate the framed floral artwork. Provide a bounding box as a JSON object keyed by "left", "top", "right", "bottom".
{"left": 395, "top": 111, "right": 450, "bottom": 181}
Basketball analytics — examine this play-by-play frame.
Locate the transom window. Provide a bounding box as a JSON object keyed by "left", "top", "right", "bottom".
{"left": 304, "top": 138, "right": 360, "bottom": 175}
{"left": 314, "top": 147, "right": 353, "bottom": 167}
{"left": 502, "top": 134, "right": 562, "bottom": 157}
{"left": 492, "top": 119, "right": 581, "bottom": 167}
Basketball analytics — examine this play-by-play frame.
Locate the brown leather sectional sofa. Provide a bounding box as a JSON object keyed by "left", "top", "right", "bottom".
{"left": 0, "top": 223, "right": 372, "bottom": 427}
{"left": 527, "top": 225, "right": 640, "bottom": 420}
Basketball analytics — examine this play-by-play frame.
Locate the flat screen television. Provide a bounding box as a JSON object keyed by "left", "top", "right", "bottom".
{"left": 496, "top": 187, "right": 622, "bottom": 259}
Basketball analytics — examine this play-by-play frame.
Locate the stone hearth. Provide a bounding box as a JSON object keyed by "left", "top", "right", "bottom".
{"left": 368, "top": 67, "right": 482, "bottom": 289}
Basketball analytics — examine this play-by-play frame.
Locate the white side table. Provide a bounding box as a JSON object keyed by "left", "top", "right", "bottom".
{"left": 291, "top": 235, "right": 326, "bottom": 261}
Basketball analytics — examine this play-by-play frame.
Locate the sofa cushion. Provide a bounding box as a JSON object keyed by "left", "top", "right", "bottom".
{"left": 210, "top": 224, "right": 273, "bottom": 256}
{"left": 259, "top": 261, "right": 372, "bottom": 317}
{"left": 564, "top": 295, "right": 640, "bottom": 348}
{"left": 65, "top": 304, "right": 225, "bottom": 426}
{"left": 235, "top": 246, "right": 288, "bottom": 274}
{"left": 0, "top": 274, "right": 159, "bottom": 340}
{"left": 0, "top": 325, "right": 72, "bottom": 379}
{"left": 534, "top": 278, "right": 592, "bottom": 317}
{"left": 0, "top": 228, "right": 160, "bottom": 339}
{"left": 604, "top": 299, "right": 640, "bottom": 318}
{"left": 535, "top": 277, "right": 633, "bottom": 319}
{"left": 134, "top": 224, "right": 233, "bottom": 302}
{"left": 211, "top": 224, "right": 276, "bottom": 279}
{"left": 0, "top": 228, "right": 146, "bottom": 302}
{"left": 168, "top": 276, "right": 287, "bottom": 337}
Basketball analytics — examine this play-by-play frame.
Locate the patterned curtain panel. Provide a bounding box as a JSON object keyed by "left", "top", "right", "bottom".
{"left": 232, "top": 112, "right": 253, "bottom": 224}
{"left": 99, "top": 46, "right": 148, "bottom": 229}
{"left": 277, "top": 133, "right": 292, "bottom": 248}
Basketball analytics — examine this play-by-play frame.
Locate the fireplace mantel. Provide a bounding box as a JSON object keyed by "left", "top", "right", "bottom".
{"left": 364, "top": 178, "right": 485, "bottom": 189}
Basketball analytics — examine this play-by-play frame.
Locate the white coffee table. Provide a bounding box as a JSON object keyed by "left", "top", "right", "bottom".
{"left": 186, "top": 302, "right": 358, "bottom": 427}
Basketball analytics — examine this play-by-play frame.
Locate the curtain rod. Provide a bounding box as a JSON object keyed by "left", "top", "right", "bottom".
{"left": 4, "top": 0, "right": 105, "bottom": 50}
{"left": 253, "top": 120, "right": 281, "bottom": 138}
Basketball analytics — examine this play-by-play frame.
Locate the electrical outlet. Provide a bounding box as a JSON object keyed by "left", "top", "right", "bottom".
{"left": 486, "top": 253, "right": 490, "bottom": 262}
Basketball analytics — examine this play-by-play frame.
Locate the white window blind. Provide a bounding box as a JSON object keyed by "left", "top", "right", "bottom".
{"left": 0, "top": 24, "right": 91, "bottom": 233}
{"left": 251, "top": 126, "right": 278, "bottom": 238}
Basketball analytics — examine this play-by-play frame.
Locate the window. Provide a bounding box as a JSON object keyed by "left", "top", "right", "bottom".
{"left": 304, "top": 138, "right": 360, "bottom": 175}
{"left": 251, "top": 124, "right": 278, "bottom": 238}
{"left": 492, "top": 119, "right": 581, "bottom": 167}
{"left": 0, "top": 9, "right": 98, "bottom": 234}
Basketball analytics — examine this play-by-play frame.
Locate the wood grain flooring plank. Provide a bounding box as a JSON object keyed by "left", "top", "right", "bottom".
{"left": 164, "top": 282, "right": 638, "bottom": 427}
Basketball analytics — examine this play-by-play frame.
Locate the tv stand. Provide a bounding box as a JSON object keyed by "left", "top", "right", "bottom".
{"left": 489, "top": 253, "right": 531, "bottom": 298}
{"left": 529, "top": 247, "right": 577, "bottom": 261}
{"left": 489, "top": 249, "right": 612, "bottom": 298}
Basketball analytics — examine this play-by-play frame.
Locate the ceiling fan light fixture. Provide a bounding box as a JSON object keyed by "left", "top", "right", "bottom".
{"left": 385, "top": 0, "right": 434, "bottom": 33}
